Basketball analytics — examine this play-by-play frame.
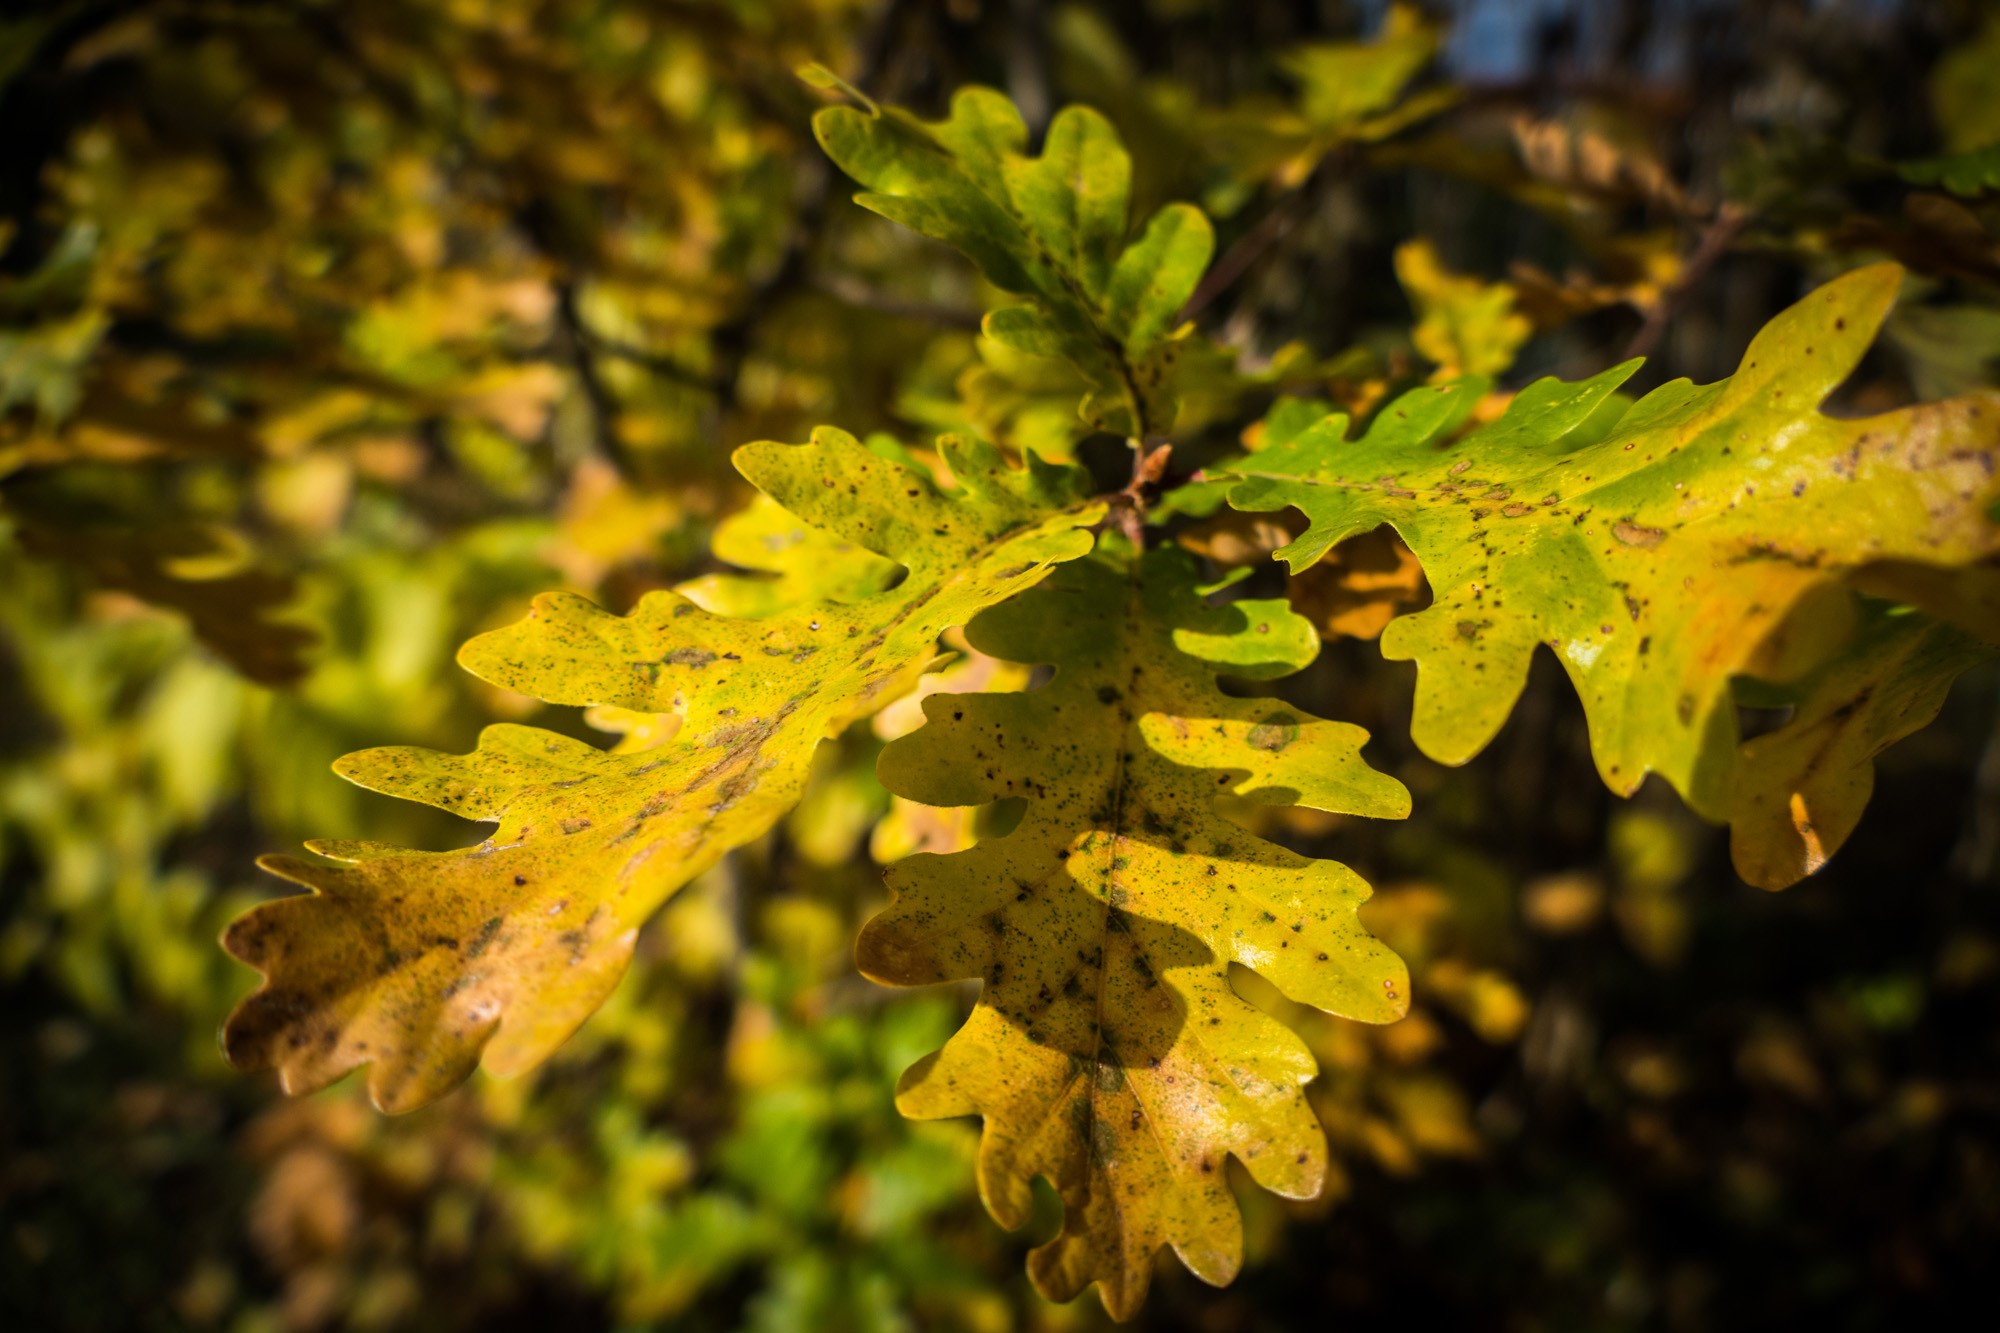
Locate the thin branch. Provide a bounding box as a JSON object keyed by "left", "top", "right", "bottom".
{"left": 1105, "top": 440, "right": 1173, "bottom": 550}
{"left": 809, "top": 274, "right": 984, "bottom": 329}
{"left": 1177, "top": 146, "right": 1359, "bottom": 328}
{"left": 551, "top": 279, "right": 636, "bottom": 474}
{"left": 574, "top": 329, "right": 717, "bottom": 391}
{"left": 1178, "top": 184, "right": 1314, "bottom": 326}
{"left": 1456, "top": 74, "right": 1695, "bottom": 122}
{"left": 1623, "top": 202, "right": 1751, "bottom": 360}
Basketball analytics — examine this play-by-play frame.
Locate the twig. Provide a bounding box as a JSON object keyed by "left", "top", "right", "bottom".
{"left": 809, "top": 274, "right": 983, "bottom": 329}
{"left": 1623, "top": 202, "right": 1751, "bottom": 360}
{"left": 552, "top": 279, "right": 638, "bottom": 474}
{"left": 1456, "top": 74, "right": 1694, "bottom": 122}
{"left": 1105, "top": 439, "right": 1173, "bottom": 549}
{"left": 573, "top": 329, "right": 717, "bottom": 392}
{"left": 1178, "top": 180, "right": 1315, "bottom": 325}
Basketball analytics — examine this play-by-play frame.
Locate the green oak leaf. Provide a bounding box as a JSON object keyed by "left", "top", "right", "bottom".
{"left": 221, "top": 429, "right": 1101, "bottom": 1112}
{"left": 1282, "top": 4, "right": 1445, "bottom": 139}
{"left": 859, "top": 539, "right": 1409, "bottom": 1318}
{"left": 815, "top": 88, "right": 1214, "bottom": 438}
{"left": 1900, "top": 144, "right": 2000, "bottom": 199}
{"left": 1176, "top": 3, "right": 1454, "bottom": 215}
{"left": 1224, "top": 263, "right": 2000, "bottom": 871}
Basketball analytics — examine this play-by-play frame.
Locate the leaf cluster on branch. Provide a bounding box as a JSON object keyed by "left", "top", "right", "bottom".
{"left": 10, "top": 0, "right": 2000, "bottom": 1322}
{"left": 211, "top": 60, "right": 2000, "bottom": 1315}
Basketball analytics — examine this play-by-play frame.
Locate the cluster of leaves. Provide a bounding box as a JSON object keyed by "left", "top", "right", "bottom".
{"left": 9, "top": 2, "right": 2000, "bottom": 1329}
{"left": 220, "top": 69, "right": 2000, "bottom": 1333}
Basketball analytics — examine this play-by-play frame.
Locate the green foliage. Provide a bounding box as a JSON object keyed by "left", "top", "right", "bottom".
{"left": 1049, "top": 2, "right": 1453, "bottom": 217}
{"left": 816, "top": 90, "right": 1212, "bottom": 438}
{"left": 1929, "top": 13, "right": 2000, "bottom": 154}
{"left": 1901, "top": 145, "right": 2000, "bottom": 199}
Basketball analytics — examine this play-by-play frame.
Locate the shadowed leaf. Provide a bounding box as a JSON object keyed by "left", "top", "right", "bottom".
{"left": 1727, "top": 600, "right": 1994, "bottom": 889}
{"left": 1900, "top": 144, "right": 2000, "bottom": 199}
{"left": 5, "top": 488, "right": 314, "bottom": 686}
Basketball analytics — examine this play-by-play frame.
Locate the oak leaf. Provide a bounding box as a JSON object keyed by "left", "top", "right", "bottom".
{"left": 858, "top": 540, "right": 1409, "bottom": 1318}
{"left": 1191, "top": 4, "right": 1452, "bottom": 208}
{"left": 815, "top": 89, "right": 1213, "bottom": 437}
{"left": 1395, "top": 239, "right": 1532, "bottom": 381}
{"left": 1726, "top": 599, "right": 1993, "bottom": 889}
{"left": 1225, "top": 263, "right": 2000, "bottom": 884}
{"left": 674, "top": 490, "right": 899, "bottom": 618}
{"left": 221, "top": 429, "right": 1101, "bottom": 1111}
{"left": 1283, "top": 6, "right": 1441, "bottom": 139}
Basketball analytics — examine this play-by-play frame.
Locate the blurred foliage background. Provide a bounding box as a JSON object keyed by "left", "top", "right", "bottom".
{"left": 5, "top": 0, "right": 2000, "bottom": 1329}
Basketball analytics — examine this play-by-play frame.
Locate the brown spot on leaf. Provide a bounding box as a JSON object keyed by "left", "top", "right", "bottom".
{"left": 1247, "top": 713, "right": 1300, "bottom": 751}
{"left": 1612, "top": 521, "right": 1666, "bottom": 548}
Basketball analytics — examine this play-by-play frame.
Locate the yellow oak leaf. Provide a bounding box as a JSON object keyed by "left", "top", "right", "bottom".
{"left": 221, "top": 430, "right": 1101, "bottom": 1111}
{"left": 859, "top": 539, "right": 1408, "bottom": 1317}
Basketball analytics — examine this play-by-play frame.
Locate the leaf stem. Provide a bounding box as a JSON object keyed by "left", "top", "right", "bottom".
{"left": 1108, "top": 439, "right": 1173, "bottom": 548}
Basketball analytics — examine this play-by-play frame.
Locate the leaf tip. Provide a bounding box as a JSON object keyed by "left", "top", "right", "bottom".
{"left": 795, "top": 61, "right": 877, "bottom": 115}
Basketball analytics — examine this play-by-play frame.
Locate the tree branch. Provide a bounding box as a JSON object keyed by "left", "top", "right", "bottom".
{"left": 551, "top": 279, "right": 637, "bottom": 475}
{"left": 809, "top": 274, "right": 983, "bottom": 329}
{"left": 1178, "top": 183, "right": 1314, "bottom": 326}
{"left": 1623, "top": 202, "right": 1751, "bottom": 360}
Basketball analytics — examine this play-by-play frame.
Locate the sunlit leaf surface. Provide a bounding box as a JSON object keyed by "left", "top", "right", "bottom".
{"left": 1226, "top": 264, "right": 2000, "bottom": 881}
{"left": 860, "top": 539, "right": 1408, "bottom": 1317}
{"left": 223, "top": 431, "right": 1100, "bottom": 1110}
